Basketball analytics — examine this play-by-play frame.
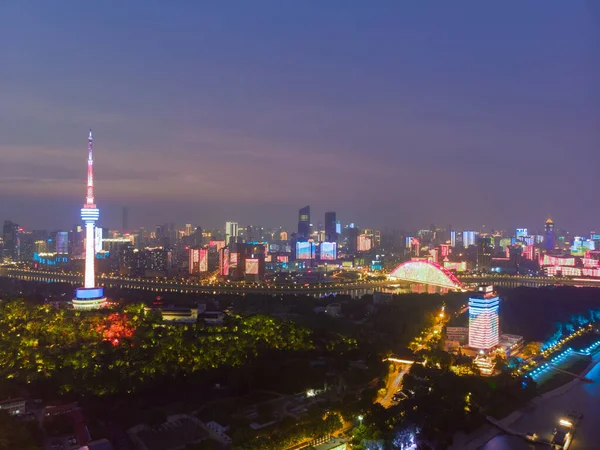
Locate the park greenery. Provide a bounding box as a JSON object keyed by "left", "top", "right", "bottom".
{"left": 0, "top": 299, "right": 313, "bottom": 398}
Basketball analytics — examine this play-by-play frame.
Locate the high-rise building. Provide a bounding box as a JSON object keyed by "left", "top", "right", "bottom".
{"left": 73, "top": 130, "right": 107, "bottom": 310}
{"left": 463, "top": 230, "right": 476, "bottom": 247}
{"left": 545, "top": 218, "right": 555, "bottom": 251}
{"left": 2, "top": 220, "right": 19, "bottom": 261}
{"left": 94, "top": 227, "right": 103, "bottom": 254}
{"left": 516, "top": 228, "right": 528, "bottom": 239}
{"left": 325, "top": 211, "right": 337, "bottom": 242}
{"left": 225, "top": 221, "right": 238, "bottom": 245}
{"left": 468, "top": 285, "right": 500, "bottom": 350}
{"left": 476, "top": 237, "right": 492, "bottom": 271}
{"left": 56, "top": 231, "right": 69, "bottom": 255}
{"left": 298, "top": 206, "right": 311, "bottom": 240}
{"left": 450, "top": 230, "right": 456, "bottom": 247}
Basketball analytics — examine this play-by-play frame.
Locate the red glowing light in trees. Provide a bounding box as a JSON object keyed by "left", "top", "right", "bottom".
{"left": 97, "top": 313, "right": 134, "bottom": 345}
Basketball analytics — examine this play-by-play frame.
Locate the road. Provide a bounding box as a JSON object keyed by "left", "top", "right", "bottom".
{"left": 379, "top": 364, "right": 411, "bottom": 408}
{"left": 482, "top": 352, "right": 600, "bottom": 450}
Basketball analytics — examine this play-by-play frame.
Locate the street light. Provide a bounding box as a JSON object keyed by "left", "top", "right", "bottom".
{"left": 358, "top": 415, "right": 363, "bottom": 425}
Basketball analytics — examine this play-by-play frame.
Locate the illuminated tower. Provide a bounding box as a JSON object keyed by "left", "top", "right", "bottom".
{"left": 545, "top": 218, "right": 555, "bottom": 251}
{"left": 468, "top": 285, "right": 499, "bottom": 350}
{"left": 73, "top": 130, "right": 107, "bottom": 310}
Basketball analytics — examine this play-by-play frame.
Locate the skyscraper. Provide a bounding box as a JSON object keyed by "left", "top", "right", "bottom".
{"left": 325, "top": 211, "right": 337, "bottom": 242}
{"left": 56, "top": 231, "right": 69, "bottom": 255}
{"left": 225, "top": 221, "right": 238, "bottom": 245}
{"left": 2, "top": 220, "right": 19, "bottom": 261}
{"left": 73, "top": 130, "right": 107, "bottom": 310}
{"left": 476, "top": 237, "right": 492, "bottom": 271}
{"left": 298, "top": 206, "right": 311, "bottom": 240}
{"left": 468, "top": 285, "right": 500, "bottom": 350}
{"left": 463, "top": 230, "right": 476, "bottom": 247}
{"left": 545, "top": 218, "right": 555, "bottom": 251}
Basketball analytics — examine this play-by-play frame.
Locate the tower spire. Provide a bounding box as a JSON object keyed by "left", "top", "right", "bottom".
{"left": 73, "top": 129, "right": 106, "bottom": 309}
{"left": 86, "top": 129, "right": 95, "bottom": 207}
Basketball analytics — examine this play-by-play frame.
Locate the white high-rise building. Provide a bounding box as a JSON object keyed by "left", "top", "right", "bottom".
{"left": 225, "top": 221, "right": 238, "bottom": 245}
{"left": 468, "top": 285, "right": 500, "bottom": 350}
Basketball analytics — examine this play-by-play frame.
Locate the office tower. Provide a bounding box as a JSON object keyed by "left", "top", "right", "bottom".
{"left": 225, "top": 221, "right": 238, "bottom": 245}
{"left": 19, "top": 231, "right": 34, "bottom": 261}
{"left": 298, "top": 206, "right": 311, "bottom": 240}
{"left": 122, "top": 206, "right": 129, "bottom": 232}
{"left": 476, "top": 237, "right": 492, "bottom": 271}
{"left": 192, "top": 226, "right": 204, "bottom": 247}
{"left": 56, "top": 231, "right": 69, "bottom": 254}
{"left": 94, "top": 227, "right": 103, "bottom": 254}
{"left": 185, "top": 224, "right": 192, "bottom": 237}
{"left": 2, "top": 220, "right": 20, "bottom": 261}
{"left": 545, "top": 218, "right": 555, "bottom": 251}
{"left": 516, "top": 228, "right": 528, "bottom": 239}
{"left": 463, "top": 230, "right": 476, "bottom": 247}
{"left": 357, "top": 234, "right": 373, "bottom": 252}
{"left": 468, "top": 285, "right": 500, "bottom": 350}
{"left": 450, "top": 230, "right": 456, "bottom": 247}
{"left": 325, "top": 211, "right": 337, "bottom": 242}
{"left": 319, "top": 242, "right": 337, "bottom": 260}
{"left": 73, "top": 130, "right": 107, "bottom": 310}
{"left": 219, "top": 247, "right": 229, "bottom": 276}
{"left": 239, "top": 243, "right": 266, "bottom": 281}
{"left": 189, "top": 246, "right": 208, "bottom": 274}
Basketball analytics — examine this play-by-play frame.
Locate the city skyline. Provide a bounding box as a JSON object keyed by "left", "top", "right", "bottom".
{"left": 1, "top": 2, "right": 598, "bottom": 231}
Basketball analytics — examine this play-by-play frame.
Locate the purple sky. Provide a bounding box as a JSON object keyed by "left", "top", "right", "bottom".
{"left": 0, "top": 1, "right": 598, "bottom": 233}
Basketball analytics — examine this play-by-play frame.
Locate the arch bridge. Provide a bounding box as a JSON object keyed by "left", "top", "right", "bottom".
{"left": 388, "top": 260, "right": 464, "bottom": 290}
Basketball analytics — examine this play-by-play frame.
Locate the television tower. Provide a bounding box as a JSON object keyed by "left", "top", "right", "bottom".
{"left": 73, "top": 130, "right": 107, "bottom": 309}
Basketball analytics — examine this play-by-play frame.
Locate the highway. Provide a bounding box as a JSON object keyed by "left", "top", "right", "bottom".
{"left": 482, "top": 352, "right": 600, "bottom": 450}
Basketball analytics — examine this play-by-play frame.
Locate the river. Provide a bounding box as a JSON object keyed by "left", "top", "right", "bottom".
{"left": 482, "top": 352, "right": 600, "bottom": 450}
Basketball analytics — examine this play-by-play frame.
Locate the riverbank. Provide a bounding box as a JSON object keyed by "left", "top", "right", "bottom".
{"left": 450, "top": 351, "right": 600, "bottom": 450}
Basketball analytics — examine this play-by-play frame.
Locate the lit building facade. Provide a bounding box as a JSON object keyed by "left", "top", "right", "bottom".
{"left": 468, "top": 285, "right": 500, "bottom": 350}
{"left": 463, "top": 230, "right": 476, "bottom": 247}
{"left": 545, "top": 218, "right": 555, "bottom": 251}
{"left": 320, "top": 242, "right": 337, "bottom": 260}
{"left": 225, "top": 221, "right": 238, "bottom": 245}
{"left": 73, "top": 131, "right": 107, "bottom": 310}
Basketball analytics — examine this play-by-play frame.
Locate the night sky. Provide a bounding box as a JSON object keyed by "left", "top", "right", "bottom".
{"left": 1, "top": 1, "right": 598, "bottom": 233}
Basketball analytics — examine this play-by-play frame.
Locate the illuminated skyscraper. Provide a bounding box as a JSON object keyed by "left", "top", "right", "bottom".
{"left": 516, "top": 228, "right": 528, "bottom": 239}
{"left": 468, "top": 285, "right": 500, "bottom": 350}
{"left": 298, "top": 206, "right": 311, "bottom": 240}
{"left": 463, "top": 230, "right": 476, "bottom": 247}
{"left": 56, "top": 231, "right": 69, "bottom": 255}
{"left": 225, "top": 221, "right": 238, "bottom": 245}
{"left": 545, "top": 218, "right": 555, "bottom": 251}
{"left": 73, "top": 130, "right": 107, "bottom": 310}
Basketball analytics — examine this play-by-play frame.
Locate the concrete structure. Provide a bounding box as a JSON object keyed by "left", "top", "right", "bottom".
{"left": 446, "top": 326, "right": 469, "bottom": 345}
{"left": 0, "top": 397, "right": 26, "bottom": 415}
{"left": 73, "top": 131, "right": 107, "bottom": 310}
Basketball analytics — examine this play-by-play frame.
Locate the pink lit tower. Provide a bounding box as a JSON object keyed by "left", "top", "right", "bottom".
{"left": 72, "top": 130, "right": 107, "bottom": 310}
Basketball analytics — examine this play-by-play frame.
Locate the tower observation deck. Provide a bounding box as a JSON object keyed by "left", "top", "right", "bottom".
{"left": 72, "top": 130, "right": 107, "bottom": 310}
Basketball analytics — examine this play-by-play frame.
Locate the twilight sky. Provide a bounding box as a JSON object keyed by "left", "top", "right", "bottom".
{"left": 0, "top": 1, "right": 598, "bottom": 233}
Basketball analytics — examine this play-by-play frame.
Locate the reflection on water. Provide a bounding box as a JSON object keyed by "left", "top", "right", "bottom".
{"left": 481, "top": 435, "right": 543, "bottom": 450}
